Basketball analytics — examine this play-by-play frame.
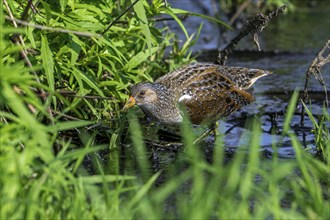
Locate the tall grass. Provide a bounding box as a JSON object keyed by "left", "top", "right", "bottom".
{"left": 121, "top": 92, "right": 329, "bottom": 219}
{"left": 1, "top": 0, "right": 329, "bottom": 219}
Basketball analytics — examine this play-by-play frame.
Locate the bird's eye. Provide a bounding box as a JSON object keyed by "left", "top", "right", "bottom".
{"left": 139, "top": 90, "right": 146, "bottom": 96}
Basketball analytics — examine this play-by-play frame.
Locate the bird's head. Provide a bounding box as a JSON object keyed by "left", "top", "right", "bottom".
{"left": 123, "top": 82, "right": 162, "bottom": 110}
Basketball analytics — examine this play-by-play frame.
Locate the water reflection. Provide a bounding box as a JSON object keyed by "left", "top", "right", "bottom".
{"left": 261, "top": 5, "right": 330, "bottom": 52}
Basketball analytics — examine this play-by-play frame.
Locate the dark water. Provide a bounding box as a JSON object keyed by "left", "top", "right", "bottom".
{"left": 215, "top": 51, "right": 329, "bottom": 157}
{"left": 85, "top": 5, "right": 330, "bottom": 176}
{"left": 261, "top": 5, "right": 330, "bottom": 53}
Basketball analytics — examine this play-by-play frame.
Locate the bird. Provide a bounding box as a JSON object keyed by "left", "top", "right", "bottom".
{"left": 123, "top": 63, "right": 270, "bottom": 128}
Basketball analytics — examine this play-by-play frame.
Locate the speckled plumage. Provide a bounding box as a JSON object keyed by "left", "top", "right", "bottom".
{"left": 124, "top": 63, "right": 270, "bottom": 125}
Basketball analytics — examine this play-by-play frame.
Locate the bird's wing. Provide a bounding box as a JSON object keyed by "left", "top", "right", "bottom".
{"left": 155, "top": 63, "right": 216, "bottom": 91}
{"left": 177, "top": 67, "right": 254, "bottom": 124}
{"left": 217, "top": 66, "right": 271, "bottom": 89}
{"left": 156, "top": 63, "right": 270, "bottom": 90}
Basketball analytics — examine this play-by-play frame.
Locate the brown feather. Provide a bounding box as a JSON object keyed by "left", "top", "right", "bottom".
{"left": 174, "top": 67, "right": 254, "bottom": 124}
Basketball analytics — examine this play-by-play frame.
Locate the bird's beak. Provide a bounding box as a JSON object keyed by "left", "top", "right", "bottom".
{"left": 123, "top": 96, "right": 136, "bottom": 110}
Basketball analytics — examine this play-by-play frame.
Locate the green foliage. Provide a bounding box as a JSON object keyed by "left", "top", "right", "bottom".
{"left": 302, "top": 102, "right": 330, "bottom": 162}
{"left": 1, "top": 0, "right": 205, "bottom": 218}
{"left": 1, "top": 0, "right": 204, "bottom": 127}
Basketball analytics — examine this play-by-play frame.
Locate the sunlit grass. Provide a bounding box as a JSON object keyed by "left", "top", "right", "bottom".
{"left": 122, "top": 93, "right": 329, "bottom": 219}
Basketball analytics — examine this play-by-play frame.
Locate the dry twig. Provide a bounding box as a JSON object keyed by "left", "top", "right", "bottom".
{"left": 53, "top": 90, "right": 114, "bottom": 100}
{"left": 5, "top": 16, "right": 102, "bottom": 38}
{"left": 300, "top": 39, "right": 330, "bottom": 126}
{"left": 102, "top": 0, "right": 140, "bottom": 35}
{"left": 216, "top": 4, "right": 287, "bottom": 65}
{"left": 228, "top": 0, "right": 251, "bottom": 25}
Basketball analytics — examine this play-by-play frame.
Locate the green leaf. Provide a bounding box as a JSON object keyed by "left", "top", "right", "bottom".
{"left": 124, "top": 46, "right": 159, "bottom": 71}
{"left": 60, "top": 0, "right": 68, "bottom": 12}
{"left": 48, "top": 120, "right": 94, "bottom": 132}
{"left": 80, "top": 175, "right": 136, "bottom": 184}
{"left": 41, "top": 34, "right": 55, "bottom": 91}
{"left": 133, "top": 0, "right": 152, "bottom": 52}
{"left": 69, "top": 34, "right": 84, "bottom": 65}
{"left": 26, "top": 24, "right": 36, "bottom": 48}
{"left": 128, "top": 172, "right": 161, "bottom": 208}
{"left": 168, "top": 7, "right": 232, "bottom": 30}
{"left": 75, "top": 3, "right": 105, "bottom": 17}
{"left": 40, "top": 1, "right": 51, "bottom": 25}
{"left": 161, "top": 7, "right": 189, "bottom": 39}
{"left": 72, "top": 67, "right": 105, "bottom": 97}
{"left": 282, "top": 91, "right": 299, "bottom": 134}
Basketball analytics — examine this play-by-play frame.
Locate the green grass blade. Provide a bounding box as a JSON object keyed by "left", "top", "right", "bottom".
{"left": 168, "top": 7, "right": 232, "bottom": 30}
{"left": 72, "top": 67, "right": 105, "bottom": 96}
{"left": 124, "top": 46, "right": 159, "bottom": 71}
{"left": 133, "top": 0, "right": 152, "bottom": 52}
{"left": 80, "top": 175, "right": 136, "bottom": 183}
{"left": 41, "top": 34, "right": 55, "bottom": 91}
{"left": 127, "top": 111, "right": 150, "bottom": 179}
{"left": 48, "top": 120, "right": 94, "bottom": 132}
{"left": 127, "top": 172, "right": 161, "bottom": 209}
{"left": 283, "top": 91, "right": 299, "bottom": 134}
{"left": 161, "top": 7, "right": 189, "bottom": 39}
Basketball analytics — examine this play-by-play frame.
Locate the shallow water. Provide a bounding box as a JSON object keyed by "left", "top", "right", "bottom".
{"left": 220, "top": 51, "right": 329, "bottom": 157}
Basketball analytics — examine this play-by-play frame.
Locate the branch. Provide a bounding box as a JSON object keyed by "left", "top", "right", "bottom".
{"left": 101, "top": 0, "right": 140, "bottom": 35}
{"left": 216, "top": 4, "right": 287, "bottom": 65}
{"left": 52, "top": 90, "right": 114, "bottom": 100}
{"left": 300, "top": 38, "right": 330, "bottom": 126}
{"left": 228, "top": 0, "right": 251, "bottom": 25}
{"left": 27, "top": 87, "right": 114, "bottom": 100}
{"left": 5, "top": 16, "right": 102, "bottom": 38}
{"left": 20, "top": 0, "right": 34, "bottom": 21}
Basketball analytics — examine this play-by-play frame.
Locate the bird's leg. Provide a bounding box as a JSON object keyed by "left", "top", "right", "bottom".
{"left": 213, "top": 121, "right": 218, "bottom": 134}
{"left": 193, "top": 127, "right": 212, "bottom": 144}
{"left": 193, "top": 122, "right": 214, "bottom": 144}
{"left": 213, "top": 121, "right": 219, "bottom": 141}
{"left": 193, "top": 121, "right": 219, "bottom": 144}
